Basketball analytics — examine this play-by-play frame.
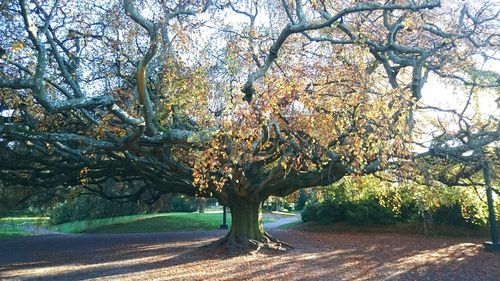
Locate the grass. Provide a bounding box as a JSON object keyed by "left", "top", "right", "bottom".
{"left": 0, "top": 211, "right": 284, "bottom": 235}
{"left": 0, "top": 216, "right": 50, "bottom": 225}
{"left": 50, "top": 213, "right": 165, "bottom": 233}
{"left": 88, "top": 213, "right": 232, "bottom": 233}
{"left": 0, "top": 216, "right": 49, "bottom": 239}
{"left": 0, "top": 231, "right": 31, "bottom": 239}
{"left": 52, "top": 212, "right": 280, "bottom": 234}
{"left": 2, "top": 213, "right": 226, "bottom": 235}
{"left": 51, "top": 212, "right": 277, "bottom": 234}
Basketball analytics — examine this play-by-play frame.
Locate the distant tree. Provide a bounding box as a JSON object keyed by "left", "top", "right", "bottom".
{"left": 411, "top": 81, "right": 499, "bottom": 245}
{"left": 295, "top": 189, "right": 309, "bottom": 211}
{"left": 0, "top": 0, "right": 498, "bottom": 251}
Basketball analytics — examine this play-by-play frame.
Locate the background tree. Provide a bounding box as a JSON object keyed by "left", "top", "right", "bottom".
{"left": 412, "top": 79, "right": 499, "bottom": 248}
{"left": 0, "top": 0, "right": 498, "bottom": 251}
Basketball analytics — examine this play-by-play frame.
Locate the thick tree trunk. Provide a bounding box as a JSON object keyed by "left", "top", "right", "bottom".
{"left": 227, "top": 199, "right": 266, "bottom": 243}
{"left": 212, "top": 197, "right": 291, "bottom": 252}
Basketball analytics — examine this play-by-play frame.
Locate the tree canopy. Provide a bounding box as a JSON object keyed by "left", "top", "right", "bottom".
{"left": 0, "top": 0, "right": 498, "bottom": 250}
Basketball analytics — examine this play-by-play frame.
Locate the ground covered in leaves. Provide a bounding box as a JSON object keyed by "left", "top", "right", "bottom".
{"left": 1, "top": 228, "right": 499, "bottom": 280}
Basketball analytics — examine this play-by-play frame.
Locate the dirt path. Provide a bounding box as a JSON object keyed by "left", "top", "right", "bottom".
{"left": 1, "top": 228, "right": 499, "bottom": 281}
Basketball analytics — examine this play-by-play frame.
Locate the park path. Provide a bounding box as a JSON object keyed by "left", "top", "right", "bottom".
{"left": 263, "top": 214, "right": 301, "bottom": 228}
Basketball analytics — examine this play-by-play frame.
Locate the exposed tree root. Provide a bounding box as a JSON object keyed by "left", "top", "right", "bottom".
{"left": 204, "top": 232, "right": 294, "bottom": 255}
{"left": 263, "top": 231, "right": 295, "bottom": 249}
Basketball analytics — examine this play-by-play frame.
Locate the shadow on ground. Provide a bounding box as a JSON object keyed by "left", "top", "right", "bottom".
{"left": 1, "top": 229, "right": 499, "bottom": 280}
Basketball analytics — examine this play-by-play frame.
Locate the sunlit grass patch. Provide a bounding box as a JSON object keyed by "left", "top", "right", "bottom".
{"left": 0, "top": 216, "right": 49, "bottom": 239}
{"left": 88, "top": 213, "right": 233, "bottom": 233}
{"left": 51, "top": 212, "right": 239, "bottom": 233}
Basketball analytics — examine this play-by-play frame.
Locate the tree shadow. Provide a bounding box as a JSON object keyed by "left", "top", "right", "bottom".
{"left": 0, "top": 231, "right": 226, "bottom": 280}
{"left": 0, "top": 229, "right": 498, "bottom": 280}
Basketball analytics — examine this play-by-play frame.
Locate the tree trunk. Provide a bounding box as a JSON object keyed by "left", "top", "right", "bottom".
{"left": 228, "top": 198, "right": 265, "bottom": 243}
{"left": 197, "top": 198, "right": 206, "bottom": 213}
{"left": 213, "top": 197, "right": 291, "bottom": 252}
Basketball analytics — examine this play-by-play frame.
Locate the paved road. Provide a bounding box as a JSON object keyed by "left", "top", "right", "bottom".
{"left": 263, "top": 215, "right": 301, "bottom": 228}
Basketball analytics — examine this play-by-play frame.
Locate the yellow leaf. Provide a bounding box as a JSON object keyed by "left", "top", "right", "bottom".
{"left": 11, "top": 41, "right": 24, "bottom": 52}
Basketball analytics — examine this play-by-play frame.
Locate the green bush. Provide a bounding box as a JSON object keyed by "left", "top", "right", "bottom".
{"left": 48, "top": 193, "right": 201, "bottom": 225}
{"left": 48, "top": 196, "right": 139, "bottom": 225}
{"left": 301, "top": 179, "right": 406, "bottom": 226}
{"left": 429, "top": 204, "right": 481, "bottom": 228}
{"left": 302, "top": 197, "right": 396, "bottom": 225}
{"left": 317, "top": 201, "right": 351, "bottom": 224}
{"left": 301, "top": 188, "right": 483, "bottom": 228}
{"left": 397, "top": 201, "right": 421, "bottom": 222}
{"left": 301, "top": 201, "right": 320, "bottom": 222}
{"left": 345, "top": 199, "right": 396, "bottom": 225}
{"left": 48, "top": 202, "right": 72, "bottom": 225}
{"left": 166, "top": 194, "right": 198, "bottom": 212}
{"left": 295, "top": 189, "right": 309, "bottom": 211}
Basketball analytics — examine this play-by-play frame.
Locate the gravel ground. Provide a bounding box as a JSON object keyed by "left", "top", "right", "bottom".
{"left": 0, "top": 228, "right": 499, "bottom": 280}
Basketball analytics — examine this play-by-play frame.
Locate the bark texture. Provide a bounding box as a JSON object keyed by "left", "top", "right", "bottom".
{"left": 212, "top": 197, "right": 291, "bottom": 252}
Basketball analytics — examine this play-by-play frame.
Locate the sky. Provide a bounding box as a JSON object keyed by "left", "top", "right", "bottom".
{"left": 418, "top": 54, "right": 499, "bottom": 145}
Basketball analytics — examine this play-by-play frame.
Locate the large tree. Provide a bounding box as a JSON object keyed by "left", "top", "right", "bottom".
{"left": 0, "top": 0, "right": 498, "bottom": 250}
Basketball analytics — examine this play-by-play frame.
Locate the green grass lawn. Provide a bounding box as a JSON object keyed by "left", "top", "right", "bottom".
{"left": 88, "top": 213, "right": 232, "bottom": 233}
{"left": 52, "top": 212, "right": 250, "bottom": 233}
{"left": 0, "top": 231, "right": 31, "bottom": 239}
{"left": 1, "top": 212, "right": 280, "bottom": 235}
{"left": 0, "top": 217, "right": 49, "bottom": 239}
{"left": 53, "top": 212, "right": 280, "bottom": 234}
{"left": 0, "top": 216, "right": 50, "bottom": 225}
{"left": 50, "top": 213, "right": 165, "bottom": 233}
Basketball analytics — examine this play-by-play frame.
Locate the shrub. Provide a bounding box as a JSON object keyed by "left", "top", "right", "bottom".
{"left": 301, "top": 193, "right": 484, "bottom": 228}
{"left": 295, "top": 189, "right": 309, "bottom": 211}
{"left": 302, "top": 197, "right": 396, "bottom": 225}
{"left": 48, "top": 202, "right": 73, "bottom": 225}
{"left": 345, "top": 199, "right": 396, "bottom": 225}
{"left": 300, "top": 201, "right": 316, "bottom": 222}
{"left": 397, "top": 201, "right": 421, "bottom": 222}
{"left": 48, "top": 196, "right": 139, "bottom": 224}
{"left": 47, "top": 193, "right": 202, "bottom": 224}
{"left": 428, "top": 204, "right": 481, "bottom": 228}
{"left": 316, "top": 200, "right": 352, "bottom": 224}
{"left": 164, "top": 194, "right": 198, "bottom": 212}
